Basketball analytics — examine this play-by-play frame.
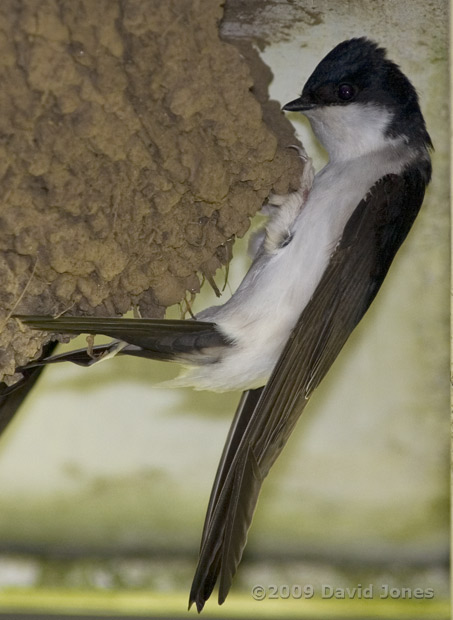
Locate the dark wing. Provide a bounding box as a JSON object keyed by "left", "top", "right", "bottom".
{"left": 0, "top": 341, "right": 58, "bottom": 436}
{"left": 190, "top": 387, "right": 264, "bottom": 604}
{"left": 0, "top": 337, "right": 153, "bottom": 436}
{"left": 14, "top": 317, "right": 230, "bottom": 364}
{"left": 201, "top": 388, "right": 265, "bottom": 540}
{"left": 2, "top": 317, "right": 231, "bottom": 433}
{"left": 21, "top": 342, "right": 137, "bottom": 368}
{"left": 189, "top": 166, "right": 429, "bottom": 611}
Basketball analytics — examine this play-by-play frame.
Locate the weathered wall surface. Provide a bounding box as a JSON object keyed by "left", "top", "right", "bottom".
{"left": 0, "top": 0, "right": 302, "bottom": 383}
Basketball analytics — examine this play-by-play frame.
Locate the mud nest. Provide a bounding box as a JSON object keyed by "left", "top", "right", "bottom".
{"left": 0, "top": 0, "right": 302, "bottom": 384}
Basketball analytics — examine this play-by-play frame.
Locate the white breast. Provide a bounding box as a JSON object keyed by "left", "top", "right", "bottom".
{"left": 168, "top": 114, "right": 413, "bottom": 392}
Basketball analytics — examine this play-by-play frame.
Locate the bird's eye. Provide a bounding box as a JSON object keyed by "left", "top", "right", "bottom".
{"left": 337, "top": 83, "right": 355, "bottom": 101}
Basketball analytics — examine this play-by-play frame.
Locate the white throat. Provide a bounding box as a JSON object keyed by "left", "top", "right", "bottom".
{"left": 304, "top": 103, "right": 395, "bottom": 162}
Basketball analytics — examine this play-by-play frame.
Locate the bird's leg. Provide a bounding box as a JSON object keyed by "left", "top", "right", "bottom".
{"left": 266, "top": 146, "right": 315, "bottom": 209}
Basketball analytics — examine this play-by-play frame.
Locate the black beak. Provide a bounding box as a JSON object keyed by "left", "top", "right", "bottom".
{"left": 282, "top": 96, "right": 317, "bottom": 112}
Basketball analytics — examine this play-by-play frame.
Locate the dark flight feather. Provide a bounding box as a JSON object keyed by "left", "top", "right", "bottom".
{"left": 188, "top": 164, "right": 428, "bottom": 610}
{"left": 14, "top": 317, "right": 230, "bottom": 364}
{"left": 0, "top": 341, "right": 58, "bottom": 435}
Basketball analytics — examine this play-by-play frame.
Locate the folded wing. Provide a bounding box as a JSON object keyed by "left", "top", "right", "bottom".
{"left": 189, "top": 167, "right": 428, "bottom": 611}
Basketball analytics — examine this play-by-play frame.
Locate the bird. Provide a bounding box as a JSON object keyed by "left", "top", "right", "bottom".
{"left": 5, "top": 37, "right": 432, "bottom": 612}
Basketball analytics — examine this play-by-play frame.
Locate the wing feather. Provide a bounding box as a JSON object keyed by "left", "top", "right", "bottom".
{"left": 0, "top": 342, "right": 58, "bottom": 435}
{"left": 15, "top": 316, "right": 230, "bottom": 362}
{"left": 189, "top": 167, "right": 428, "bottom": 609}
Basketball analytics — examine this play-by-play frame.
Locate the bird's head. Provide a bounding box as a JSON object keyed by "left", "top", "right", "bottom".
{"left": 284, "top": 38, "right": 432, "bottom": 162}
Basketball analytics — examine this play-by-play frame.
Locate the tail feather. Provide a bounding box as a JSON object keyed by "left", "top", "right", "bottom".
{"left": 189, "top": 388, "right": 265, "bottom": 611}
{"left": 218, "top": 444, "right": 262, "bottom": 604}
{"left": 200, "top": 388, "right": 263, "bottom": 543}
{"left": 189, "top": 442, "right": 263, "bottom": 611}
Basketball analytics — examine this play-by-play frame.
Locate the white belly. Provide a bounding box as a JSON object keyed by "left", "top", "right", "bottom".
{"left": 170, "top": 143, "right": 412, "bottom": 392}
